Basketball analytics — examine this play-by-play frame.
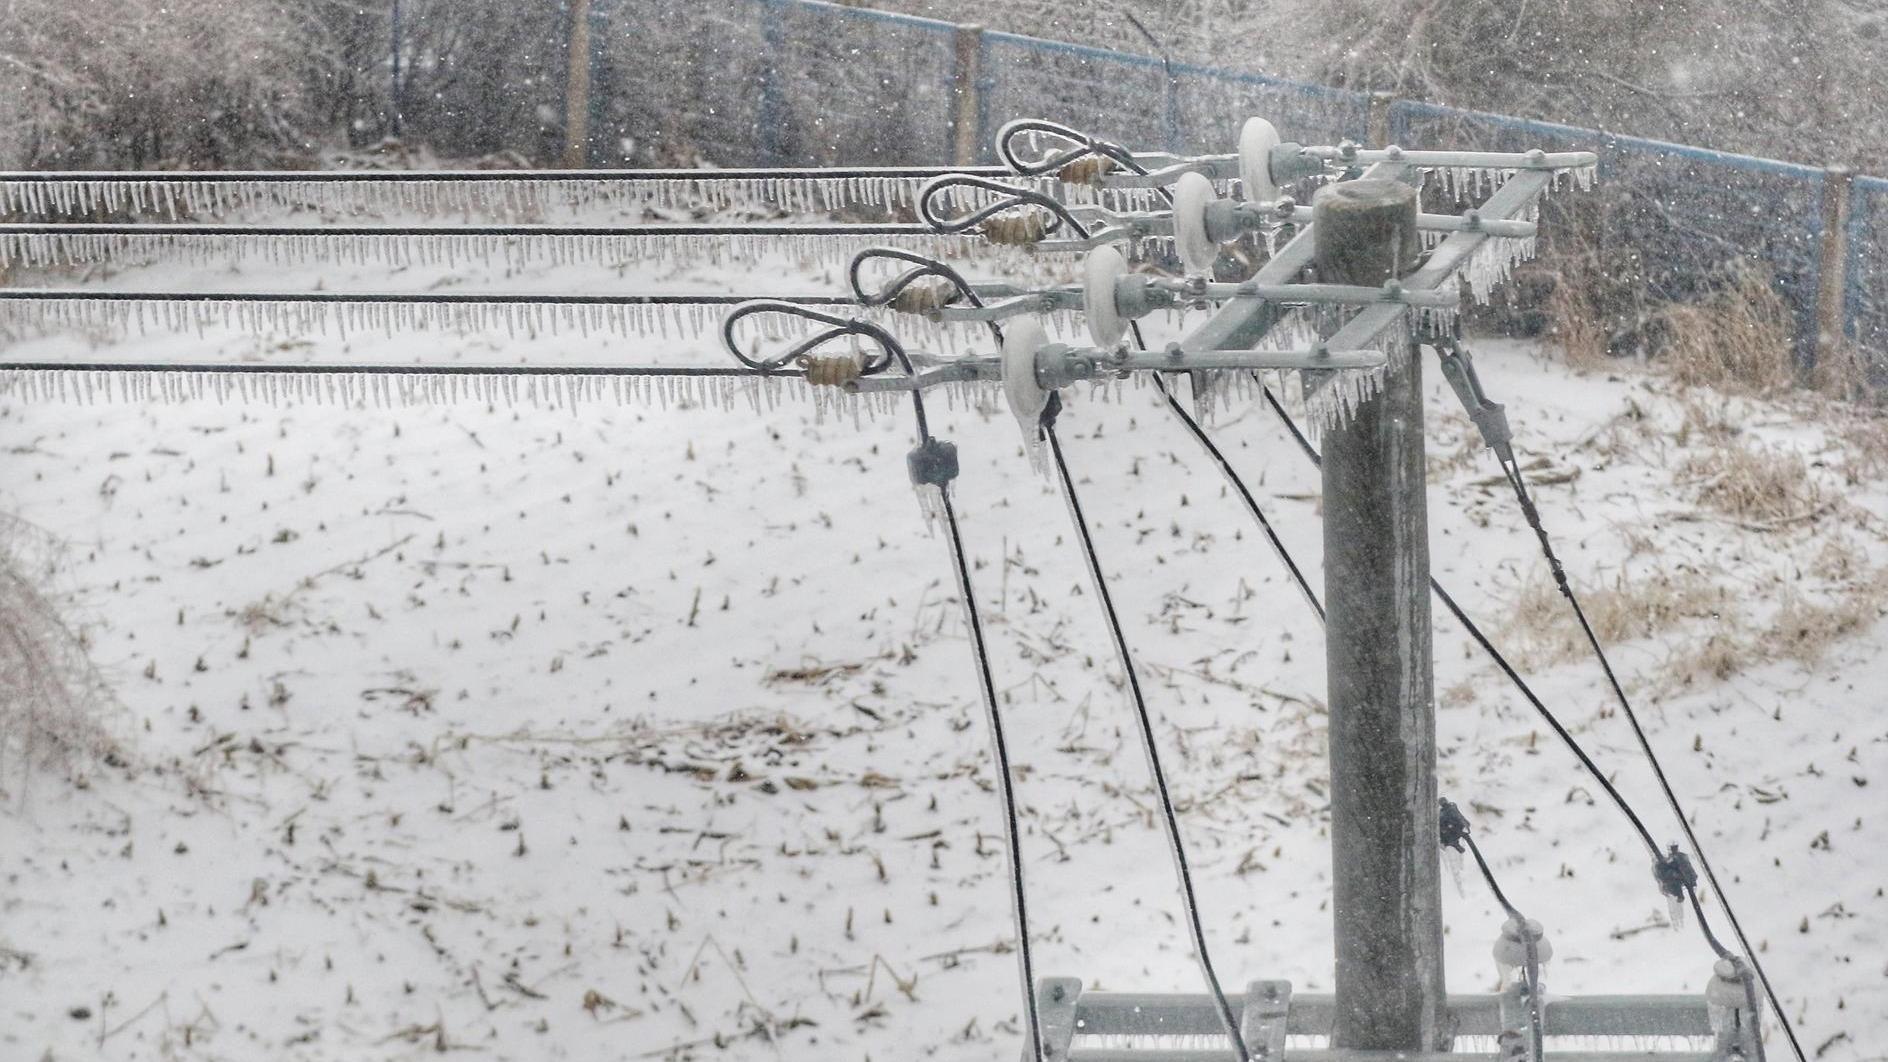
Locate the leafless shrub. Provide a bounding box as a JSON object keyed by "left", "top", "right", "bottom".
{"left": 0, "top": 517, "right": 123, "bottom": 794}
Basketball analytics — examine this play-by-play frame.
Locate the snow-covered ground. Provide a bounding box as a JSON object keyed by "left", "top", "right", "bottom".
{"left": 1, "top": 218, "right": 1884, "bottom": 1061}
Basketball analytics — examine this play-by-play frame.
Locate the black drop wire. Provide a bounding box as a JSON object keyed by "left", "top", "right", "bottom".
{"left": 1496, "top": 456, "right": 1796, "bottom": 1062}
{"left": 847, "top": 248, "right": 1039, "bottom": 1061}
{"left": 1441, "top": 800, "right": 1546, "bottom": 1062}
{"left": 1040, "top": 406, "right": 1250, "bottom": 1062}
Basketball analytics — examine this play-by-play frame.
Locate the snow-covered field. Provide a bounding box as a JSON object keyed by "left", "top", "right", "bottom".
{"left": 1, "top": 221, "right": 1884, "bottom": 1061}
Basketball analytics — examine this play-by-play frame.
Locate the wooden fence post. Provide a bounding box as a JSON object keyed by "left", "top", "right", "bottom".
{"left": 951, "top": 24, "right": 985, "bottom": 166}
{"left": 1368, "top": 91, "right": 1397, "bottom": 146}
{"left": 1315, "top": 177, "right": 1448, "bottom": 1052}
{"left": 563, "top": 0, "right": 594, "bottom": 168}
{"left": 1815, "top": 165, "right": 1855, "bottom": 369}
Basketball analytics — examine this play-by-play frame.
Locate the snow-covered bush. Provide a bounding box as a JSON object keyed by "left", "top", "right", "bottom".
{"left": 0, "top": 517, "right": 121, "bottom": 794}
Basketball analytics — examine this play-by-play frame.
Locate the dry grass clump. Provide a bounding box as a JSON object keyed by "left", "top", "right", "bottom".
{"left": 1675, "top": 441, "right": 1826, "bottom": 524}
{"left": 0, "top": 516, "right": 122, "bottom": 794}
{"left": 1657, "top": 266, "right": 1796, "bottom": 395}
{"left": 1504, "top": 565, "right": 1727, "bottom": 668}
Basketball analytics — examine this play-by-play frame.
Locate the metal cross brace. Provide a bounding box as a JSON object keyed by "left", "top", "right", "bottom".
{"left": 1030, "top": 982, "right": 1754, "bottom": 1062}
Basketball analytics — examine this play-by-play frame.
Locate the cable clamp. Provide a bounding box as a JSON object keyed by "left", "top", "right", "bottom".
{"left": 1435, "top": 342, "right": 1514, "bottom": 467}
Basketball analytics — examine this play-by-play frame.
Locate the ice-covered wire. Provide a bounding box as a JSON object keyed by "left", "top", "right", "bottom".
{"left": 917, "top": 175, "right": 1085, "bottom": 239}
{"left": 1039, "top": 401, "right": 1250, "bottom": 1062}
{"left": 0, "top": 221, "right": 940, "bottom": 239}
{"left": 720, "top": 301, "right": 902, "bottom": 379}
{"left": 1494, "top": 452, "right": 1798, "bottom": 1062}
{"left": 0, "top": 290, "right": 850, "bottom": 308}
{"left": 934, "top": 481, "right": 1044, "bottom": 1062}
{"left": 1440, "top": 799, "right": 1545, "bottom": 1062}
{"left": 996, "top": 119, "right": 1142, "bottom": 181}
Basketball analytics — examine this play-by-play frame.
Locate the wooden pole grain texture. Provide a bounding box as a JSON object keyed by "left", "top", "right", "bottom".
{"left": 1313, "top": 177, "right": 1447, "bottom": 1051}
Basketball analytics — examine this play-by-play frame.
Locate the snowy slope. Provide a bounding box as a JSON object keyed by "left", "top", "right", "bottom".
{"left": 0, "top": 226, "right": 1883, "bottom": 1061}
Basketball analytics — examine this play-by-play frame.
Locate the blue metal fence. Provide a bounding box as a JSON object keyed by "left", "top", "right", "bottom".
{"left": 606, "top": 0, "right": 1874, "bottom": 364}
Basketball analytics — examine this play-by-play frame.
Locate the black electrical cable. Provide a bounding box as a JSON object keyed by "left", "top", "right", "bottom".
{"left": 712, "top": 282, "right": 1043, "bottom": 1062}
{"left": 1041, "top": 408, "right": 1250, "bottom": 1062}
{"left": 1496, "top": 454, "right": 1799, "bottom": 1062}
{"left": 935, "top": 484, "right": 1045, "bottom": 1062}
{"left": 1153, "top": 373, "right": 1324, "bottom": 622}
{"left": 1440, "top": 799, "right": 1546, "bottom": 1062}
{"left": 1, "top": 221, "right": 945, "bottom": 239}
{"left": 0, "top": 165, "right": 1018, "bottom": 185}
{"left": 0, "top": 290, "right": 853, "bottom": 307}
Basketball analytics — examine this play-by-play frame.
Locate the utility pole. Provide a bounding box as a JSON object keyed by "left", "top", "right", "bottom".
{"left": 389, "top": 0, "right": 404, "bottom": 138}
{"left": 1315, "top": 177, "right": 1447, "bottom": 1051}
{"left": 563, "top": 0, "right": 594, "bottom": 168}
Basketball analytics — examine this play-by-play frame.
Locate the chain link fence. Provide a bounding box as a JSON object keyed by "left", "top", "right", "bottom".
{"left": 604, "top": 0, "right": 1876, "bottom": 371}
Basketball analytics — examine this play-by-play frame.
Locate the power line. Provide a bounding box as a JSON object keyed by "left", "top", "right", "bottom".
{"left": 1042, "top": 406, "right": 1249, "bottom": 1062}
{"left": 0, "top": 290, "right": 852, "bottom": 307}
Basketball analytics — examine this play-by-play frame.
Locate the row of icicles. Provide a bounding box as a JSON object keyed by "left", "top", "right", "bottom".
{"left": 0, "top": 173, "right": 1169, "bottom": 222}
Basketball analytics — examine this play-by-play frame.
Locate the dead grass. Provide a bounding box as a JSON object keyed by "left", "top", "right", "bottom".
{"left": 1656, "top": 266, "right": 1797, "bottom": 396}
{"left": 1675, "top": 440, "right": 1826, "bottom": 524}
{"left": 1504, "top": 565, "right": 1728, "bottom": 668}
{"left": 0, "top": 516, "right": 123, "bottom": 795}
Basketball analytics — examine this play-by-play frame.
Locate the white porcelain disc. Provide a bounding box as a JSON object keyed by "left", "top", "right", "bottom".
{"left": 1083, "top": 246, "right": 1129, "bottom": 349}
{"left": 1172, "top": 171, "right": 1218, "bottom": 275}
{"left": 1239, "top": 117, "right": 1281, "bottom": 203}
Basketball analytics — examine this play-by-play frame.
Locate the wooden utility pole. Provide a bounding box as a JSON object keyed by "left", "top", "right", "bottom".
{"left": 1314, "top": 177, "right": 1447, "bottom": 1051}
{"left": 563, "top": 0, "right": 594, "bottom": 168}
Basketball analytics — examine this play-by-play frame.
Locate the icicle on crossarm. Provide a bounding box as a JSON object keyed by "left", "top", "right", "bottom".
{"left": 0, "top": 167, "right": 1062, "bottom": 221}
{"left": 0, "top": 361, "right": 1011, "bottom": 415}
{"left": 0, "top": 224, "right": 986, "bottom": 272}
{"left": 0, "top": 291, "right": 1017, "bottom": 348}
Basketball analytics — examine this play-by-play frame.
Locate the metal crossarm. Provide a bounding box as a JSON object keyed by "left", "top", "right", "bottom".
{"left": 1034, "top": 983, "right": 1752, "bottom": 1062}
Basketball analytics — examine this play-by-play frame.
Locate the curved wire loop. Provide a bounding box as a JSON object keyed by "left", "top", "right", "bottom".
{"left": 847, "top": 247, "right": 979, "bottom": 310}
{"left": 917, "top": 174, "right": 1084, "bottom": 238}
{"left": 720, "top": 300, "right": 905, "bottom": 375}
{"left": 996, "top": 118, "right": 1140, "bottom": 178}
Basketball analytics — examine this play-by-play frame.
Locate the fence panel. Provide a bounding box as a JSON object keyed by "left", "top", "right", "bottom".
{"left": 1394, "top": 101, "right": 1827, "bottom": 359}
{"left": 768, "top": 1, "right": 958, "bottom": 165}
{"left": 980, "top": 33, "right": 1171, "bottom": 158}
{"left": 1173, "top": 66, "right": 1369, "bottom": 158}
{"left": 1849, "top": 177, "right": 1888, "bottom": 360}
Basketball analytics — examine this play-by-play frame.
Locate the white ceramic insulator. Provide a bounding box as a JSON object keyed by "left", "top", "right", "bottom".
{"left": 1083, "top": 246, "right": 1130, "bottom": 349}
{"left": 1172, "top": 171, "right": 1218, "bottom": 275}
{"left": 1003, "top": 317, "right": 1051, "bottom": 448}
{"left": 1239, "top": 117, "right": 1282, "bottom": 204}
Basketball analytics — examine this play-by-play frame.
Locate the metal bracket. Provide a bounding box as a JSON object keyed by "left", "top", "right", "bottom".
{"left": 1434, "top": 343, "right": 1514, "bottom": 467}
{"left": 1035, "top": 976, "right": 1084, "bottom": 1062}
{"left": 1241, "top": 980, "right": 1293, "bottom": 1059}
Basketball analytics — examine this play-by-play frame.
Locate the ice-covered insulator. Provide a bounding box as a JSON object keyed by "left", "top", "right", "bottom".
{"left": 1706, "top": 957, "right": 1751, "bottom": 1037}
{"left": 979, "top": 211, "right": 1050, "bottom": 246}
{"left": 1001, "top": 318, "right": 1052, "bottom": 474}
{"left": 1492, "top": 917, "right": 1552, "bottom": 987}
{"left": 1083, "top": 246, "right": 1130, "bottom": 349}
{"left": 1239, "top": 117, "right": 1283, "bottom": 204}
{"left": 1171, "top": 171, "right": 1219, "bottom": 276}
{"left": 1057, "top": 156, "right": 1116, "bottom": 186}
{"left": 888, "top": 277, "right": 960, "bottom": 316}
{"left": 801, "top": 354, "right": 862, "bottom": 388}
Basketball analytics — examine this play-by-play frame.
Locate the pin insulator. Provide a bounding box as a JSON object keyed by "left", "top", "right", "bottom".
{"left": 980, "top": 211, "right": 1051, "bottom": 246}
{"left": 888, "top": 278, "right": 960, "bottom": 315}
{"left": 801, "top": 355, "right": 862, "bottom": 388}
{"left": 1056, "top": 156, "right": 1117, "bottom": 186}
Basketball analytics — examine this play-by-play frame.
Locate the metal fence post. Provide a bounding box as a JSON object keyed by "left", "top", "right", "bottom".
{"left": 1314, "top": 177, "right": 1447, "bottom": 1052}
{"left": 1816, "top": 165, "right": 1855, "bottom": 370}
{"left": 951, "top": 24, "right": 985, "bottom": 166}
